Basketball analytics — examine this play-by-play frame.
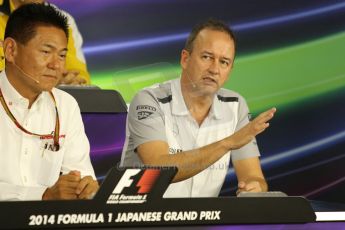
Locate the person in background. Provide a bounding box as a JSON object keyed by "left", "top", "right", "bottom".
{"left": 0, "top": 0, "right": 90, "bottom": 85}
{"left": 0, "top": 3, "right": 98, "bottom": 200}
{"left": 121, "top": 18, "right": 276, "bottom": 198}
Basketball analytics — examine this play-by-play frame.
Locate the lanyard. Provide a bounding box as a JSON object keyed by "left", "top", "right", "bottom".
{"left": 0, "top": 87, "right": 60, "bottom": 151}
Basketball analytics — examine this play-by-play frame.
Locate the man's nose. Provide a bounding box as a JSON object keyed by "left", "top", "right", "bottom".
{"left": 48, "top": 54, "right": 63, "bottom": 70}
{"left": 208, "top": 60, "right": 220, "bottom": 75}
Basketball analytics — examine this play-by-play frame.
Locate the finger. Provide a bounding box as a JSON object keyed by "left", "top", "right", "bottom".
{"left": 255, "top": 108, "right": 276, "bottom": 124}
{"left": 255, "top": 107, "right": 276, "bottom": 121}
{"left": 61, "top": 70, "right": 79, "bottom": 84}
{"left": 58, "top": 186, "right": 80, "bottom": 196}
{"left": 238, "top": 181, "right": 246, "bottom": 189}
{"left": 49, "top": 192, "right": 77, "bottom": 200}
{"left": 254, "top": 122, "right": 270, "bottom": 135}
{"left": 244, "top": 184, "right": 257, "bottom": 192}
{"left": 61, "top": 173, "right": 80, "bottom": 181}
{"left": 78, "top": 184, "right": 96, "bottom": 199}
{"left": 75, "top": 176, "right": 91, "bottom": 195}
{"left": 57, "top": 171, "right": 81, "bottom": 190}
{"left": 262, "top": 108, "right": 276, "bottom": 122}
{"left": 244, "top": 181, "right": 261, "bottom": 192}
{"left": 56, "top": 177, "right": 80, "bottom": 190}
{"left": 61, "top": 74, "right": 76, "bottom": 84}
{"left": 251, "top": 108, "right": 276, "bottom": 134}
{"left": 63, "top": 195, "right": 78, "bottom": 200}
{"left": 58, "top": 191, "right": 78, "bottom": 200}
{"left": 68, "top": 170, "right": 81, "bottom": 177}
{"left": 59, "top": 174, "right": 81, "bottom": 183}
{"left": 71, "top": 76, "right": 87, "bottom": 85}
{"left": 236, "top": 181, "right": 246, "bottom": 195}
{"left": 76, "top": 176, "right": 98, "bottom": 196}
{"left": 78, "top": 178, "right": 99, "bottom": 199}
{"left": 50, "top": 182, "right": 80, "bottom": 199}
{"left": 243, "top": 183, "right": 255, "bottom": 191}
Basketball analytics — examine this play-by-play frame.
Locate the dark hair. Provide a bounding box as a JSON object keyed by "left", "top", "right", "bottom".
{"left": 4, "top": 3, "right": 69, "bottom": 45}
{"left": 184, "top": 18, "right": 236, "bottom": 53}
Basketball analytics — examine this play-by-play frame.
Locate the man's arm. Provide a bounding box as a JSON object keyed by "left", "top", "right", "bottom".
{"left": 60, "top": 11, "right": 90, "bottom": 85}
{"left": 233, "top": 157, "right": 268, "bottom": 195}
{"left": 230, "top": 95, "right": 268, "bottom": 194}
{"left": 58, "top": 95, "right": 99, "bottom": 199}
{"left": 138, "top": 108, "right": 276, "bottom": 182}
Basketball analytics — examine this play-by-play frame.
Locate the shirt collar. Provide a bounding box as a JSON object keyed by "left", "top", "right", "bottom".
{"left": 0, "top": 71, "right": 44, "bottom": 108}
{"left": 171, "top": 78, "right": 189, "bottom": 116}
{"left": 209, "top": 95, "right": 223, "bottom": 120}
{"left": 170, "top": 77, "right": 223, "bottom": 120}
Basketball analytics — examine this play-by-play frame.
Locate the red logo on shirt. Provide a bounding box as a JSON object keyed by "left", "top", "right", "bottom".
{"left": 40, "top": 134, "right": 66, "bottom": 140}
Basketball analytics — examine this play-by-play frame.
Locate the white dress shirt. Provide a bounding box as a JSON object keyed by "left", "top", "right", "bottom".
{"left": 0, "top": 71, "right": 95, "bottom": 201}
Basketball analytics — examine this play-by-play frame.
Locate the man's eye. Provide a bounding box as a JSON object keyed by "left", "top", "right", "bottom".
{"left": 220, "top": 60, "right": 230, "bottom": 67}
{"left": 202, "top": 55, "right": 211, "bottom": 60}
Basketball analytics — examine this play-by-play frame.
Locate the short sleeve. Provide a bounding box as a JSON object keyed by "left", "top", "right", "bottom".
{"left": 127, "top": 90, "right": 167, "bottom": 151}
{"left": 231, "top": 95, "right": 260, "bottom": 161}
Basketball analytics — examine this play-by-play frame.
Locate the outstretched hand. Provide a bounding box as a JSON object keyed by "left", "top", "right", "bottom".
{"left": 228, "top": 107, "right": 276, "bottom": 150}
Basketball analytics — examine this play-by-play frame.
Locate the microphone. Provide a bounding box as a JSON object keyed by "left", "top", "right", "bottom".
{"left": 13, "top": 62, "right": 40, "bottom": 84}
{"left": 185, "top": 71, "right": 196, "bottom": 88}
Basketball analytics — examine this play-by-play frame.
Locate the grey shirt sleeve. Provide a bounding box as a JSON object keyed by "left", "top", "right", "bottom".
{"left": 127, "top": 89, "right": 167, "bottom": 152}
{"left": 231, "top": 95, "right": 261, "bottom": 161}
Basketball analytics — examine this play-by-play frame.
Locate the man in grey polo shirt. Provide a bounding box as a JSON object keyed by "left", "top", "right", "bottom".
{"left": 120, "top": 18, "right": 276, "bottom": 197}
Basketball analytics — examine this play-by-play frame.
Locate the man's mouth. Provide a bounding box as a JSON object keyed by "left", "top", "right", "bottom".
{"left": 42, "top": 74, "right": 57, "bottom": 79}
{"left": 202, "top": 76, "right": 217, "bottom": 85}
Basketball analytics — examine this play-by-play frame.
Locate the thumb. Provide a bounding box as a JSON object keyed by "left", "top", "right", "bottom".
{"left": 238, "top": 181, "right": 246, "bottom": 188}
{"left": 69, "top": 170, "right": 81, "bottom": 177}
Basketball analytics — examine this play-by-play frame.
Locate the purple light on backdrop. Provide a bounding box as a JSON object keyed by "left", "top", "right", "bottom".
{"left": 82, "top": 113, "right": 127, "bottom": 158}
{"left": 79, "top": 2, "right": 345, "bottom": 55}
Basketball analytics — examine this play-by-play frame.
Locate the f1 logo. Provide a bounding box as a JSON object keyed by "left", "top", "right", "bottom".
{"left": 112, "top": 169, "right": 140, "bottom": 194}
{"left": 112, "top": 169, "right": 160, "bottom": 194}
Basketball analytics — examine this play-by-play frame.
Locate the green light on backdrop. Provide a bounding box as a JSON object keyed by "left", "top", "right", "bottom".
{"left": 91, "top": 31, "right": 345, "bottom": 113}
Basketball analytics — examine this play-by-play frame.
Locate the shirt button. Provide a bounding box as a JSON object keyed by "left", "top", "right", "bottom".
{"left": 24, "top": 149, "right": 28, "bottom": 155}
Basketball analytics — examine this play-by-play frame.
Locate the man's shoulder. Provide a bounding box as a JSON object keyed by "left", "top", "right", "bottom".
{"left": 51, "top": 87, "right": 78, "bottom": 106}
{"left": 134, "top": 80, "right": 173, "bottom": 104}
{"left": 217, "top": 88, "right": 245, "bottom": 103}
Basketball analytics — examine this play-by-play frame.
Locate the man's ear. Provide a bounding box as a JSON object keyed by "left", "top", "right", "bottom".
{"left": 180, "top": 49, "right": 190, "bottom": 69}
{"left": 3, "top": 38, "right": 17, "bottom": 63}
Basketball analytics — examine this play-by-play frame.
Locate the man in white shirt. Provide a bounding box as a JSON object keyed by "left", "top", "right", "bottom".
{"left": 0, "top": 3, "right": 98, "bottom": 200}
{"left": 121, "top": 19, "right": 276, "bottom": 197}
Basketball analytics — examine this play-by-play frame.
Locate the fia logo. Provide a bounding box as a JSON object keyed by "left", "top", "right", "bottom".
{"left": 107, "top": 169, "right": 160, "bottom": 204}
